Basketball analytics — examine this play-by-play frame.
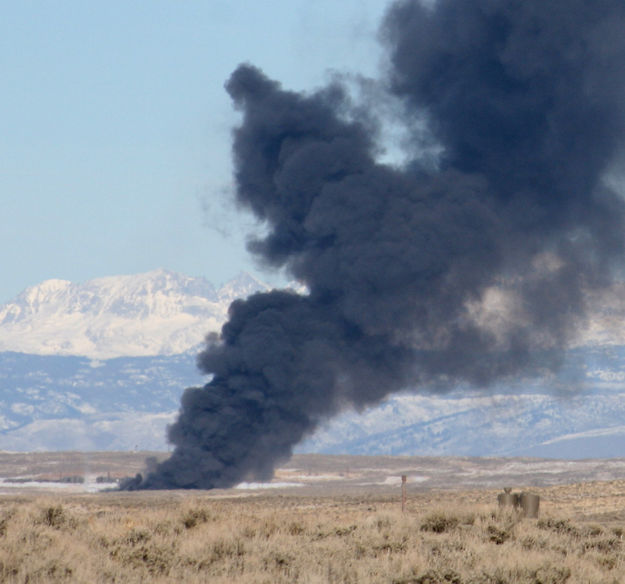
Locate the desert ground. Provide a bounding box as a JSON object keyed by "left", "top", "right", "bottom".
{"left": 1, "top": 452, "right": 625, "bottom": 582}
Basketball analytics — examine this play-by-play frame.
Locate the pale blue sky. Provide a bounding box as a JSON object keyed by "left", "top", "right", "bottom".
{"left": 1, "top": 1, "right": 390, "bottom": 303}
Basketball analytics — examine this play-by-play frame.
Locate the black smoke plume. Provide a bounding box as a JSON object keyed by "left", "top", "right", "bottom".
{"left": 128, "top": 0, "right": 625, "bottom": 489}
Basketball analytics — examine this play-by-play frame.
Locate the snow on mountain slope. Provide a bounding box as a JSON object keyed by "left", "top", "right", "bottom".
{"left": 0, "top": 269, "right": 270, "bottom": 359}
{"left": 0, "top": 411, "right": 178, "bottom": 452}
{"left": 0, "top": 351, "right": 204, "bottom": 451}
{"left": 4, "top": 347, "right": 625, "bottom": 455}
{"left": 295, "top": 345, "right": 625, "bottom": 459}
{"left": 298, "top": 389, "right": 625, "bottom": 458}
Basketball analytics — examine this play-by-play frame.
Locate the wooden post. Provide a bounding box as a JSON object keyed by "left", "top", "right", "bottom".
{"left": 401, "top": 475, "right": 407, "bottom": 513}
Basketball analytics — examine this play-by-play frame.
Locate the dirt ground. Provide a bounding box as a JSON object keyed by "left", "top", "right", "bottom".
{"left": 2, "top": 451, "right": 625, "bottom": 512}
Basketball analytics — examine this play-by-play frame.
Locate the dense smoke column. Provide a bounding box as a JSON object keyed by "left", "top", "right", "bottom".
{"left": 135, "top": 0, "right": 625, "bottom": 489}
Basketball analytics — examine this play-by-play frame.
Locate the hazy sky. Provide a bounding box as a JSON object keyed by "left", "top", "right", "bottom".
{"left": 0, "top": 1, "right": 390, "bottom": 303}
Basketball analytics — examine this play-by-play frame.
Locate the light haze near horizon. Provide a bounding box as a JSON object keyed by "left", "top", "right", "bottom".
{"left": 1, "top": 1, "right": 389, "bottom": 304}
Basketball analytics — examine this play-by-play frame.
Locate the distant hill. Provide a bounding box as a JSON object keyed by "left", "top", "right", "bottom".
{"left": 2, "top": 345, "right": 625, "bottom": 457}
{"left": 298, "top": 346, "right": 625, "bottom": 460}
{"left": 0, "top": 351, "right": 202, "bottom": 451}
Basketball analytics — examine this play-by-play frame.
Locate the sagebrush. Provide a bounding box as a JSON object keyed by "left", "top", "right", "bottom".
{"left": 0, "top": 486, "right": 623, "bottom": 583}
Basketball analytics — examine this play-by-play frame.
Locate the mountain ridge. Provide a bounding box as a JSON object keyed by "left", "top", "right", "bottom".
{"left": 0, "top": 269, "right": 271, "bottom": 359}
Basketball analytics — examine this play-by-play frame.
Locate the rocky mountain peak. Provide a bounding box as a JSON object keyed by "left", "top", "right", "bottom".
{"left": 0, "top": 269, "right": 270, "bottom": 359}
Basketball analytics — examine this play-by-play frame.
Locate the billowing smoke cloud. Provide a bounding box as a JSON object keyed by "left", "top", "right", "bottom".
{"left": 128, "top": 0, "right": 625, "bottom": 489}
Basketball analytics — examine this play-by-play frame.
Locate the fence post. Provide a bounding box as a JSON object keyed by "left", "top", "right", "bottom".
{"left": 401, "top": 475, "right": 407, "bottom": 513}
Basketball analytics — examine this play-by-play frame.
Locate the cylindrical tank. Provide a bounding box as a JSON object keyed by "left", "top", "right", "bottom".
{"left": 519, "top": 492, "right": 540, "bottom": 518}
{"left": 497, "top": 487, "right": 519, "bottom": 509}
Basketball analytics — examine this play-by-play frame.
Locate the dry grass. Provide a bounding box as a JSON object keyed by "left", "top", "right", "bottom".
{"left": 0, "top": 483, "right": 624, "bottom": 583}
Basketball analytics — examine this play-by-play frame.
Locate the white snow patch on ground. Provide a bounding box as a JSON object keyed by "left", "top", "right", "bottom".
{"left": 0, "top": 477, "right": 114, "bottom": 494}
{"left": 380, "top": 475, "right": 429, "bottom": 485}
{"left": 290, "top": 474, "right": 344, "bottom": 481}
{"left": 235, "top": 481, "right": 304, "bottom": 490}
{"left": 542, "top": 425, "right": 625, "bottom": 444}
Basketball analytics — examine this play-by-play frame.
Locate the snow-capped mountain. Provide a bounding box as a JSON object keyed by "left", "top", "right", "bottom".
{"left": 2, "top": 269, "right": 624, "bottom": 361}
{"left": 0, "top": 269, "right": 270, "bottom": 359}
